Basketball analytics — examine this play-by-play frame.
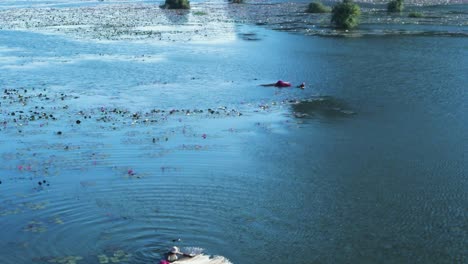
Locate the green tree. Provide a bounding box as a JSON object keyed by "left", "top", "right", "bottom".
{"left": 387, "top": 0, "right": 403, "bottom": 12}
{"left": 331, "top": 0, "right": 361, "bottom": 29}
{"left": 161, "top": 0, "right": 190, "bottom": 9}
{"left": 307, "top": 2, "right": 331, "bottom": 13}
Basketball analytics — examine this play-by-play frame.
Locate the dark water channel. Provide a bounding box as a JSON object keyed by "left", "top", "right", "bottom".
{"left": 0, "top": 7, "right": 467, "bottom": 264}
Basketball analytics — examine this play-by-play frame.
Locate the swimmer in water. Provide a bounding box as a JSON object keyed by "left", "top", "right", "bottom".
{"left": 260, "top": 80, "right": 292, "bottom": 87}
{"left": 164, "top": 246, "right": 195, "bottom": 262}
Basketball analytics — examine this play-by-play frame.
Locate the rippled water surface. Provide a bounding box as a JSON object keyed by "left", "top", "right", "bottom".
{"left": 0, "top": 0, "right": 467, "bottom": 263}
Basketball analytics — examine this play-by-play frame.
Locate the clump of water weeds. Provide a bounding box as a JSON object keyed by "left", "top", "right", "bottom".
{"left": 408, "top": 12, "right": 423, "bottom": 18}
{"left": 306, "top": 2, "right": 331, "bottom": 13}
{"left": 331, "top": 0, "right": 361, "bottom": 29}
{"left": 161, "top": 0, "right": 190, "bottom": 9}
{"left": 387, "top": 0, "right": 404, "bottom": 12}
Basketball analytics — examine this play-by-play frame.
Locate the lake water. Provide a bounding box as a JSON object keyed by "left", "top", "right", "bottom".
{"left": 0, "top": 1, "right": 467, "bottom": 263}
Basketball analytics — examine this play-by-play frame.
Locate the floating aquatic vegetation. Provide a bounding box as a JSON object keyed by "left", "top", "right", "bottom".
{"left": 22, "top": 201, "right": 48, "bottom": 210}
{"left": 0, "top": 4, "right": 235, "bottom": 42}
{"left": 0, "top": 208, "right": 22, "bottom": 216}
{"left": 51, "top": 216, "right": 64, "bottom": 225}
{"left": 23, "top": 221, "right": 47, "bottom": 233}
{"left": 97, "top": 254, "right": 109, "bottom": 264}
{"left": 47, "top": 256, "right": 83, "bottom": 264}
{"left": 408, "top": 11, "right": 424, "bottom": 17}
{"left": 1, "top": 87, "right": 247, "bottom": 144}
{"left": 97, "top": 250, "right": 132, "bottom": 263}
{"left": 193, "top": 11, "right": 208, "bottom": 16}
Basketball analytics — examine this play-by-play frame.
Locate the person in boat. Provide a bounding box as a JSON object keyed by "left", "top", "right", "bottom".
{"left": 164, "top": 246, "right": 195, "bottom": 262}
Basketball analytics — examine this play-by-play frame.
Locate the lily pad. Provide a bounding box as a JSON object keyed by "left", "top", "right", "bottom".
{"left": 48, "top": 256, "right": 83, "bottom": 264}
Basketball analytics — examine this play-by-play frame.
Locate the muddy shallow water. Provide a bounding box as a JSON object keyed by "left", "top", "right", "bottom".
{"left": 0, "top": 0, "right": 467, "bottom": 263}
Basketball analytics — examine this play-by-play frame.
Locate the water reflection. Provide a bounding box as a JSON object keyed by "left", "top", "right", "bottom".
{"left": 162, "top": 9, "right": 190, "bottom": 24}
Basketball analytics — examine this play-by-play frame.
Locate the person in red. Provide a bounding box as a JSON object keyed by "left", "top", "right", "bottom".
{"left": 260, "top": 80, "right": 292, "bottom": 87}
{"left": 161, "top": 246, "right": 195, "bottom": 263}
{"left": 274, "top": 80, "right": 292, "bottom": 87}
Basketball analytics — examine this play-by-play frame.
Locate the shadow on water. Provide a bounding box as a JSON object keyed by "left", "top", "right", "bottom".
{"left": 237, "top": 32, "right": 262, "bottom": 41}
{"left": 162, "top": 9, "right": 190, "bottom": 24}
{"left": 290, "top": 96, "right": 355, "bottom": 119}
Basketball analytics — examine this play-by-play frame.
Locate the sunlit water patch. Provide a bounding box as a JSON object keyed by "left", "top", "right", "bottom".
{"left": 0, "top": 2, "right": 237, "bottom": 43}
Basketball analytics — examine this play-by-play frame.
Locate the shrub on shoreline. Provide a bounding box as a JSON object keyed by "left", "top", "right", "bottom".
{"left": 307, "top": 2, "right": 331, "bottom": 13}
{"left": 161, "top": 0, "right": 190, "bottom": 9}
{"left": 331, "top": 0, "right": 361, "bottom": 29}
{"left": 387, "top": 0, "right": 403, "bottom": 12}
{"left": 229, "top": 0, "right": 244, "bottom": 4}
